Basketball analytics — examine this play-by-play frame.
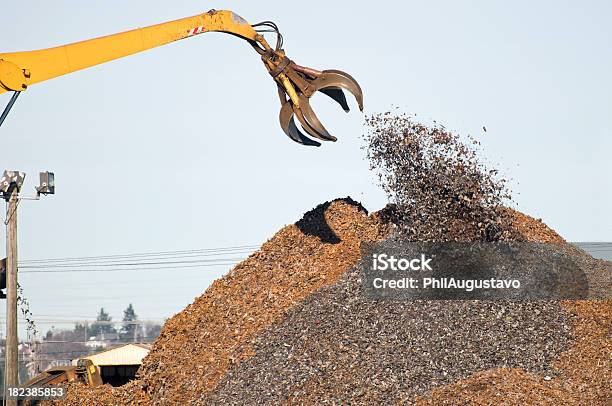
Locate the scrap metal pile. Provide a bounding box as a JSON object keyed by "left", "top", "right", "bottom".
{"left": 47, "top": 115, "right": 610, "bottom": 405}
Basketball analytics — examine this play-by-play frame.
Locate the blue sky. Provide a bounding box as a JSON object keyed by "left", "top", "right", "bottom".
{"left": 1, "top": 1, "right": 610, "bottom": 336}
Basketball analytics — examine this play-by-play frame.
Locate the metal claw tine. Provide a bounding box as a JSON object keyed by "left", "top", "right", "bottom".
{"left": 279, "top": 102, "right": 321, "bottom": 146}
{"left": 312, "top": 70, "right": 363, "bottom": 111}
{"left": 297, "top": 95, "right": 337, "bottom": 141}
{"left": 319, "top": 88, "right": 350, "bottom": 112}
{"left": 289, "top": 116, "right": 321, "bottom": 146}
{"left": 293, "top": 105, "right": 332, "bottom": 142}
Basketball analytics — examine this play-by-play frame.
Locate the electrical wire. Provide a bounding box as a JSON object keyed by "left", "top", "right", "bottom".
{"left": 12, "top": 244, "right": 259, "bottom": 273}
{"left": 20, "top": 257, "right": 246, "bottom": 269}
{"left": 35, "top": 337, "right": 160, "bottom": 345}
{"left": 19, "top": 251, "right": 254, "bottom": 266}
{"left": 2, "top": 320, "right": 163, "bottom": 325}
{"left": 19, "top": 245, "right": 258, "bottom": 263}
{"left": 19, "top": 261, "right": 240, "bottom": 273}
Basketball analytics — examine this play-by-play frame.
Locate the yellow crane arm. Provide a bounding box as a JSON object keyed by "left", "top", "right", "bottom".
{"left": 0, "top": 10, "right": 265, "bottom": 93}
{"left": 0, "top": 9, "right": 364, "bottom": 146}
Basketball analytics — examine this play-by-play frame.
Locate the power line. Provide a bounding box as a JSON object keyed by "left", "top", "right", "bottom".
{"left": 13, "top": 242, "right": 609, "bottom": 267}
{"left": 19, "top": 245, "right": 259, "bottom": 264}
{"left": 20, "top": 257, "right": 246, "bottom": 269}
{"left": 19, "top": 261, "right": 240, "bottom": 273}
{"left": 18, "top": 250, "right": 255, "bottom": 267}
{"left": 35, "top": 337, "right": 160, "bottom": 345}
{"left": 35, "top": 342, "right": 152, "bottom": 345}
{"left": 14, "top": 244, "right": 258, "bottom": 273}
{"left": 22, "top": 314, "right": 165, "bottom": 320}
{"left": 2, "top": 345, "right": 158, "bottom": 360}
{"left": 16, "top": 313, "right": 157, "bottom": 319}
{"left": 2, "top": 319, "right": 163, "bottom": 324}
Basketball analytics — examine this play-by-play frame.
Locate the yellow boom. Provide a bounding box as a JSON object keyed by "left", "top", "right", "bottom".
{"left": 0, "top": 9, "right": 363, "bottom": 146}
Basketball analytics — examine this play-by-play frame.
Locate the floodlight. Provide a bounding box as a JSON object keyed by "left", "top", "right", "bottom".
{"left": 36, "top": 171, "right": 55, "bottom": 195}
{"left": 0, "top": 170, "right": 25, "bottom": 193}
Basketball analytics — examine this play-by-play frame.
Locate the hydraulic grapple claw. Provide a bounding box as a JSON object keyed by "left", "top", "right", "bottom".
{"left": 265, "top": 52, "right": 363, "bottom": 146}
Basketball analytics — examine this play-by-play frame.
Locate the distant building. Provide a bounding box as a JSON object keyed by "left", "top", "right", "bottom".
{"left": 86, "top": 332, "right": 120, "bottom": 349}
{"left": 72, "top": 343, "right": 151, "bottom": 386}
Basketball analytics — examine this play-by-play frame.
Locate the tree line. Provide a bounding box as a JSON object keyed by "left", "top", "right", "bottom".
{"left": 51, "top": 303, "right": 162, "bottom": 342}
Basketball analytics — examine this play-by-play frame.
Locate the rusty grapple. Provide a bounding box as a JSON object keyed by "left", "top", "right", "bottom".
{"left": 252, "top": 21, "right": 363, "bottom": 147}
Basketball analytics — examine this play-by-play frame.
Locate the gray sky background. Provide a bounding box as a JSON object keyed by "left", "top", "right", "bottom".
{"left": 1, "top": 1, "right": 610, "bottom": 337}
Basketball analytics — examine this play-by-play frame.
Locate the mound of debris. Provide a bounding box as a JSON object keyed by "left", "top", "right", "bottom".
{"left": 48, "top": 202, "right": 609, "bottom": 406}
{"left": 50, "top": 201, "right": 608, "bottom": 406}
{"left": 49, "top": 115, "right": 609, "bottom": 405}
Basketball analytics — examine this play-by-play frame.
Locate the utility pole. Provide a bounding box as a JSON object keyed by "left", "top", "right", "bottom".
{"left": 4, "top": 185, "right": 18, "bottom": 406}
{"left": 0, "top": 170, "right": 54, "bottom": 405}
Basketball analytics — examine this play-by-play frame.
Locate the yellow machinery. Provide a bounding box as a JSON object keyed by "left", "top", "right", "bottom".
{"left": 0, "top": 9, "right": 362, "bottom": 146}
{"left": 24, "top": 359, "right": 103, "bottom": 388}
